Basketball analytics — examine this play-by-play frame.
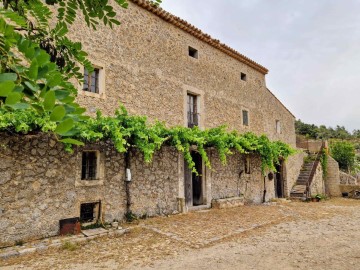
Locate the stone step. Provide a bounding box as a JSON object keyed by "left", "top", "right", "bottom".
{"left": 297, "top": 180, "right": 308, "bottom": 184}
{"left": 297, "top": 177, "right": 309, "bottom": 180}
{"left": 290, "top": 192, "right": 305, "bottom": 198}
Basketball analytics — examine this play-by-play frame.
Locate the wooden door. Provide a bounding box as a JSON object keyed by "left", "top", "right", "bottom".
{"left": 275, "top": 161, "right": 284, "bottom": 198}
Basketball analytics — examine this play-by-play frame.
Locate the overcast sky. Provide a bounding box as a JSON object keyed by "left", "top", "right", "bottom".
{"left": 161, "top": 0, "right": 360, "bottom": 132}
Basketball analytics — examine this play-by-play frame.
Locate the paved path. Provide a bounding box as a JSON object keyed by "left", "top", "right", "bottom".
{"left": 1, "top": 198, "right": 360, "bottom": 270}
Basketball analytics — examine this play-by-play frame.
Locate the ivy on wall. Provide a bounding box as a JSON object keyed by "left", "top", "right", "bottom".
{"left": 0, "top": 105, "right": 296, "bottom": 174}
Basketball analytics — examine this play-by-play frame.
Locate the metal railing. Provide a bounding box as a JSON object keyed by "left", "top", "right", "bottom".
{"left": 306, "top": 141, "right": 325, "bottom": 198}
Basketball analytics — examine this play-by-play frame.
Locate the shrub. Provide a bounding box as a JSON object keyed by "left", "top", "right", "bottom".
{"left": 331, "top": 141, "right": 356, "bottom": 172}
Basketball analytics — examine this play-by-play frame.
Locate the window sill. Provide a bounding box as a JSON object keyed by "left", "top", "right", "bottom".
{"left": 79, "top": 90, "right": 106, "bottom": 100}
{"left": 75, "top": 179, "right": 104, "bottom": 187}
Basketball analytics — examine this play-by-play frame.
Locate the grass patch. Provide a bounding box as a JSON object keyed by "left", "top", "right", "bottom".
{"left": 62, "top": 241, "right": 78, "bottom": 251}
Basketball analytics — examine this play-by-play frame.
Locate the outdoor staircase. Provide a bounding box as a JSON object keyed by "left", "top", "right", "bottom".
{"left": 290, "top": 154, "right": 317, "bottom": 198}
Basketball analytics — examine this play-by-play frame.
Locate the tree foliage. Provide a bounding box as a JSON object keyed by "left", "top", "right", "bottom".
{"left": 295, "top": 119, "right": 358, "bottom": 140}
{"left": 330, "top": 141, "right": 356, "bottom": 172}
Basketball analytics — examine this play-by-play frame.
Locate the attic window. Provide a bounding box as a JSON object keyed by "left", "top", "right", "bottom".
{"left": 188, "top": 46, "right": 198, "bottom": 59}
{"left": 276, "top": 120, "right": 281, "bottom": 134}
{"left": 241, "top": 72, "right": 247, "bottom": 81}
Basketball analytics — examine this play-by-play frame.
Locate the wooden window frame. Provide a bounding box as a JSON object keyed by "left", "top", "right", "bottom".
{"left": 187, "top": 93, "right": 199, "bottom": 128}
{"left": 83, "top": 68, "right": 100, "bottom": 94}
{"left": 81, "top": 151, "right": 99, "bottom": 180}
{"left": 242, "top": 110, "right": 249, "bottom": 126}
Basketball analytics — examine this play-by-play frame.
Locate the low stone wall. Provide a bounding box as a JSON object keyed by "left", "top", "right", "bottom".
{"left": 296, "top": 136, "right": 324, "bottom": 153}
{"left": 339, "top": 171, "right": 358, "bottom": 185}
{"left": 339, "top": 185, "right": 360, "bottom": 198}
{"left": 211, "top": 197, "right": 244, "bottom": 209}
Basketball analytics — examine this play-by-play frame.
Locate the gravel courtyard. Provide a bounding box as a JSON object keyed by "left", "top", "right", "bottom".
{"left": 1, "top": 198, "right": 360, "bottom": 270}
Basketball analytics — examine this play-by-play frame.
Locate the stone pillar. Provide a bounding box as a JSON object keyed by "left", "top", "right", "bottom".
{"left": 326, "top": 156, "right": 341, "bottom": 196}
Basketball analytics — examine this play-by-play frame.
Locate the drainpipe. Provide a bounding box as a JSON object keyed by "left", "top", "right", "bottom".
{"left": 125, "top": 148, "right": 132, "bottom": 214}
{"left": 262, "top": 175, "right": 267, "bottom": 203}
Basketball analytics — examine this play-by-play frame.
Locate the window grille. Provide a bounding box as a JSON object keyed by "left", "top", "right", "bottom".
{"left": 83, "top": 68, "right": 100, "bottom": 93}
{"left": 81, "top": 151, "right": 98, "bottom": 180}
{"left": 187, "top": 94, "right": 199, "bottom": 128}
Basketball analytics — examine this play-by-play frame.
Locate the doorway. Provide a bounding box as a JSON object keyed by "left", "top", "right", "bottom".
{"left": 184, "top": 151, "right": 204, "bottom": 207}
{"left": 275, "top": 160, "right": 284, "bottom": 198}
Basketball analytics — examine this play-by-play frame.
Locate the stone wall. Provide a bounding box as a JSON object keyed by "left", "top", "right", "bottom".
{"left": 296, "top": 136, "right": 324, "bottom": 153}
{"left": 209, "top": 152, "right": 270, "bottom": 204}
{"left": 339, "top": 171, "right": 358, "bottom": 185}
{"left": 129, "top": 148, "right": 180, "bottom": 216}
{"left": 0, "top": 133, "right": 179, "bottom": 247}
{"left": 325, "top": 156, "right": 341, "bottom": 197}
{"left": 283, "top": 151, "right": 306, "bottom": 197}
{"left": 309, "top": 162, "right": 325, "bottom": 196}
{"left": 67, "top": 1, "right": 296, "bottom": 148}
{"left": 0, "top": 130, "right": 303, "bottom": 247}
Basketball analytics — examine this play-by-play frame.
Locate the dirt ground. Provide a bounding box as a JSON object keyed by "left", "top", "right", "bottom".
{"left": 1, "top": 198, "right": 360, "bottom": 270}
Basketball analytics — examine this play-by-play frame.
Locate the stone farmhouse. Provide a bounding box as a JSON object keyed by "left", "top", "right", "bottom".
{"left": 1, "top": 0, "right": 311, "bottom": 247}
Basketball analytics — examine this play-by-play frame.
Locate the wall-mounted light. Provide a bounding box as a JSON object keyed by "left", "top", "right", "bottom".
{"left": 126, "top": 168, "right": 132, "bottom": 182}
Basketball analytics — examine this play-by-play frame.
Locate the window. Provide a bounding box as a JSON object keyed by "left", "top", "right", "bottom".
{"left": 83, "top": 68, "right": 100, "bottom": 93}
{"left": 188, "top": 46, "right": 198, "bottom": 59}
{"left": 81, "top": 151, "right": 98, "bottom": 180}
{"left": 276, "top": 120, "right": 281, "bottom": 134}
{"left": 241, "top": 72, "right": 247, "bottom": 81}
{"left": 80, "top": 202, "right": 100, "bottom": 223}
{"left": 187, "top": 94, "right": 199, "bottom": 128}
{"left": 242, "top": 110, "right": 249, "bottom": 126}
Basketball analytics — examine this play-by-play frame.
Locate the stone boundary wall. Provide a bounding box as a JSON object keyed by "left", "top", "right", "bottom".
{"left": 309, "top": 162, "right": 325, "bottom": 196}
{"left": 339, "top": 171, "right": 358, "bottom": 185}
{"left": 339, "top": 185, "right": 360, "bottom": 197}
{"left": 296, "top": 136, "right": 324, "bottom": 153}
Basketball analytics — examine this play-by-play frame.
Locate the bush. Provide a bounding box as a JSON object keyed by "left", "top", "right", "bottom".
{"left": 331, "top": 141, "right": 356, "bottom": 172}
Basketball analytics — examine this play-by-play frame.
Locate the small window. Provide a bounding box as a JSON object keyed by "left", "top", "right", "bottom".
{"left": 241, "top": 72, "right": 247, "bottom": 81}
{"left": 187, "top": 93, "right": 199, "bottom": 128}
{"left": 83, "top": 68, "right": 100, "bottom": 93}
{"left": 81, "top": 151, "right": 98, "bottom": 180}
{"left": 276, "top": 120, "right": 281, "bottom": 134}
{"left": 242, "top": 110, "right": 249, "bottom": 126}
{"left": 188, "top": 46, "right": 198, "bottom": 59}
{"left": 245, "top": 156, "right": 251, "bottom": 174}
